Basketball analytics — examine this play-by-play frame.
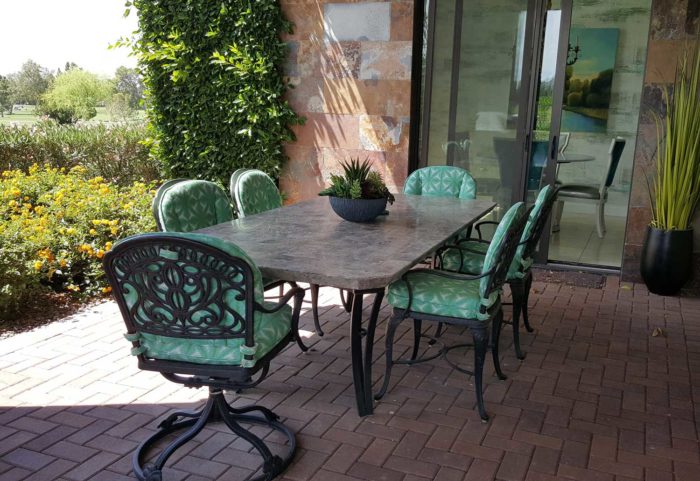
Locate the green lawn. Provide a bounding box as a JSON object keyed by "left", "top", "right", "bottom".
{"left": 0, "top": 106, "right": 145, "bottom": 125}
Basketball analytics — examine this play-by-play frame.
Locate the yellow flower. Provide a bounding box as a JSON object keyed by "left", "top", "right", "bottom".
{"left": 89, "top": 229, "right": 97, "bottom": 235}
{"left": 95, "top": 249, "right": 105, "bottom": 259}
{"left": 105, "top": 241, "right": 113, "bottom": 251}
{"left": 34, "top": 261, "right": 43, "bottom": 271}
{"left": 66, "top": 227, "right": 77, "bottom": 235}
{"left": 59, "top": 259, "right": 68, "bottom": 268}
{"left": 110, "top": 227, "right": 119, "bottom": 235}
{"left": 66, "top": 284, "right": 80, "bottom": 292}
{"left": 101, "top": 286, "right": 112, "bottom": 294}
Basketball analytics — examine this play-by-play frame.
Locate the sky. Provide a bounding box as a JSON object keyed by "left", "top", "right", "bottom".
{"left": 0, "top": 0, "right": 138, "bottom": 77}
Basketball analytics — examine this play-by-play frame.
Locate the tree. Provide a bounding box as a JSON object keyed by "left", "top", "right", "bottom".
{"left": 9, "top": 60, "right": 52, "bottom": 105}
{"left": 0, "top": 76, "right": 12, "bottom": 116}
{"left": 114, "top": 66, "right": 144, "bottom": 109}
{"left": 107, "top": 92, "right": 136, "bottom": 121}
{"left": 39, "top": 69, "right": 112, "bottom": 123}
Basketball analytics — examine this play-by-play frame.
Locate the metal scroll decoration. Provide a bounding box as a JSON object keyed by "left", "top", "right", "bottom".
{"left": 108, "top": 238, "right": 255, "bottom": 339}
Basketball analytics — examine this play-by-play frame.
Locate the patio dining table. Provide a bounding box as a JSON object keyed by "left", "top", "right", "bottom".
{"left": 197, "top": 193, "right": 496, "bottom": 416}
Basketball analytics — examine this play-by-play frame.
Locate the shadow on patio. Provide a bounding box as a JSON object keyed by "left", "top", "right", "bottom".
{"left": 1, "top": 278, "right": 699, "bottom": 481}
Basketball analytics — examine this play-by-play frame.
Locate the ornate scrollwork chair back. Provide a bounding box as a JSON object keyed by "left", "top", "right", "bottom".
{"left": 104, "top": 232, "right": 304, "bottom": 481}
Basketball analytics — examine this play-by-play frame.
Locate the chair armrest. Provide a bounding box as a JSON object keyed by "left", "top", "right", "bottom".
{"left": 474, "top": 221, "right": 499, "bottom": 240}
{"left": 403, "top": 267, "right": 492, "bottom": 282}
{"left": 455, "top": 237, "right": 491, "bottom": 246}
{"left": 254, "top": 286, "right": 305, "bottom": 314}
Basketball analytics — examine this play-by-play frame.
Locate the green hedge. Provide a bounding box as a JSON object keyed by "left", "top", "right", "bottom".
{"left": 0, "top": 121, "right": 160, "bottom": 184}
{"left": 125, "top": 0, "right": 302, "bottom": 185}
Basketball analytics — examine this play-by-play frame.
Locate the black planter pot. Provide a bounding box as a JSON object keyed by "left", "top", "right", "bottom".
{"left": 328, "top": 196, "right": 388, "bottom": 223}
{"left": 640, "top": 226, "right": 693, "bottom": 295}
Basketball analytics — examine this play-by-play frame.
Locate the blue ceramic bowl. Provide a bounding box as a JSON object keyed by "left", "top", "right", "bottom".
{"left": 329, "top": 196, "right": 388, "bottom": 223}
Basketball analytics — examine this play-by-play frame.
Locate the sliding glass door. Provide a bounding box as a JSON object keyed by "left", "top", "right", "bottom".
{"left": 416, "top": 0, "right": 543, "bottom": 217}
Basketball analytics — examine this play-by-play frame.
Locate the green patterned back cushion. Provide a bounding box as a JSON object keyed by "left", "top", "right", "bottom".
{"left": 403, "top": 166, "right": 477, "bottom": 199}
{"left": 233, "top": 170, "right": 283, "bottom": 217}
{"left": 514, "top": 185, "right": 553, "bottom": 269}
{"left": 480, "top": 202, "right": 525, "bottom": 297}
{"left": 158, "top": 180, "right": 233, "bottom": 232}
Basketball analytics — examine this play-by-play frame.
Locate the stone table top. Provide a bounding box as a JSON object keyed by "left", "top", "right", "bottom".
{"left": 197, "top": 194, "right": 496, "bottom": 291}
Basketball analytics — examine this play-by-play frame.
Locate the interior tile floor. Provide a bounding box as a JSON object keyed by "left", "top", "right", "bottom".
{"left": 549, "top": 210, "right": 626, "bottom": 268}
{"left": 1, "top": 280, "right": 699, "bottom": 481}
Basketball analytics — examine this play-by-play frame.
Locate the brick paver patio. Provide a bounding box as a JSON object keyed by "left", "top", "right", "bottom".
{"left": 1, "top": 277, "right": 699, "bottom": 481}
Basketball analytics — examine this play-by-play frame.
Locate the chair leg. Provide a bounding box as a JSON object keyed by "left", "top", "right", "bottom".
{"left": 510, "top": 281, "right": 526, "bottom": 361}
{"left": 522, "top": 271, "right": 534, "bottom": 333}
{"left": 411, "top": 319, "right": 422, "bottom": 361}
{"left": 134, "top": 390, "right": 296, "bottom": 481}
{"left": 310, "top": 283, "right": 323, "bottom": 336}
{"left": 596, "top": 200, "right": 606, "bottom": 238}
{"left": 375, "top": 311, "right": 403, "bottom": 400}
{"left": 491, "top": 308, "right": 507, "bottom": 381}
{"left": 470, "top": 325, "right": 489, "bottom": 422}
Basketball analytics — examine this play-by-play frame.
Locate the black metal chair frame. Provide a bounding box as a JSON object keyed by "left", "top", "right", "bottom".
{"left": 435, "top": 189, "right": 558, "bottom": 360}
{"left": 104, "top": 234, "right": 305, "bottom": 481}
{"left": 375, "top": 207, "right": 529, "bottom": 421}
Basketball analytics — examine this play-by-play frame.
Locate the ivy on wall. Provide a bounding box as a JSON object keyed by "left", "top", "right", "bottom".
{"left": 123, "top": 0, "right": 301, "bottom": 184}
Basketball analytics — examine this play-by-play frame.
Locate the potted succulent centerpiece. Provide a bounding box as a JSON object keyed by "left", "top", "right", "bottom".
{"left": 319, "top": 158, "right": 395, "bottom": 223}
{"left": 641, "top": 44, "right": 700, "bottom": 295}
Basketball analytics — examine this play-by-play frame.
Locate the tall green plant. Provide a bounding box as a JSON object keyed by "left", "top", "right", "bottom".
{"left": 650, "top": 43, "right": 700, "bottom": 230}
{"left": 118, "top": 0, "right": 302, "bottom": 185}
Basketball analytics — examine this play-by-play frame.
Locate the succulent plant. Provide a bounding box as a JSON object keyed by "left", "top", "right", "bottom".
{"left": 319, "top": 158, "right": 395, "bottom": 204}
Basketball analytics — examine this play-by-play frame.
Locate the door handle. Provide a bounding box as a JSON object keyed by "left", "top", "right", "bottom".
{"left": 550, "top": 135, "right": 558, "bottom": 159}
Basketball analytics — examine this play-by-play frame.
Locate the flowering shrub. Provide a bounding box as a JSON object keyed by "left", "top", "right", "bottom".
{"left": 0, "top": 121, "right": 160, "bottom": 184}
{"left": 0, "top": 165, "right": 156, "bottom": 319}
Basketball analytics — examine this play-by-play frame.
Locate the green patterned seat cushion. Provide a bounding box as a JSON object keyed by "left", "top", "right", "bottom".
{"left": 158, "top": 180, "right": 233, "bottom": 232}
{"left": 403, "top": 166, "right": 477, "bottom": 200}
{"left": 138, "top": 302, "right": 291, "bottom": 365}
{"left": 233, "top": 170, "right": 283, "bottom": 217}
{"left": 387, "top": 271, "right": 497, "bottom": 321}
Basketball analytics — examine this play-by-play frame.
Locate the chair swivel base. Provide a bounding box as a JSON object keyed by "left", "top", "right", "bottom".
{"left": 133, "top": 388, "right": 296, "bottom": 481}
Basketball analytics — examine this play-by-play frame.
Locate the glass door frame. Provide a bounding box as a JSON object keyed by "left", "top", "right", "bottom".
{"left": 407, "top": 0, "right": 575, "bottom": 265}
{"left": 409, "top": 0, "right": 554, "bottom": 204}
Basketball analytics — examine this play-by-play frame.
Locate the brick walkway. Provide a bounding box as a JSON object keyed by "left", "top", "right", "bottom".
{"left": 1, "top": 278, "right": 699, "bottom": 481}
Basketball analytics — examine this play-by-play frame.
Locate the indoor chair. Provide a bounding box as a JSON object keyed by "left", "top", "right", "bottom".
{"left": 375, "top": 202, "right": 528, "bottom": 421}
{"left": 556, "top": 137, "right": 625, "bottom": 238}
{"left": 230, "top": 169, "right": 325, "bottom": 337}
{"left": 103, "top": 232, "right": 305, "bottom": 481}
{"left": 437, "top": 185, "right": 558, "bottom": 359}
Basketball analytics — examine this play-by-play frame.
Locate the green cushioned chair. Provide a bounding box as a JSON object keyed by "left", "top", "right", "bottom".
{"left": 437, "top": 185, "right": 558, "bottom": 359}
{"left": 404, "top": 166, "right": 478, "bottom": 243}
{"left": 230, "top": 168, "right": 326, "bottom": 337}
{"left": 375, "top": 203, "right": 529, "bottom": 421}
{"left": 103, "top": 232, "right": 305, "bottom": 481}
{"left": 403, "top": 166, "right": 477, "bottom": 199}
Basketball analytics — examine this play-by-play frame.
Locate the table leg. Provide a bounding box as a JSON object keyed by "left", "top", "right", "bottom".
{"left": 349, "top": 288, "right": 385, "bottom": 416}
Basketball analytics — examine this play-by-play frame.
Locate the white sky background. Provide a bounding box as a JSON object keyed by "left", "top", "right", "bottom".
{"left": 0, "top": 0, "right": 138, "bottom": 77}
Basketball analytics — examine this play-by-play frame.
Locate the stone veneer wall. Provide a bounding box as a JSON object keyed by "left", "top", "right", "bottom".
{"left": 279, "top": 0, "right": 413, "bottom": 203}
{"left": 623, "top": 0, "right": 699, "bottom": 286}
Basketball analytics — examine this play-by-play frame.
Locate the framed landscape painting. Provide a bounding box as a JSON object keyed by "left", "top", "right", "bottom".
{"left": 562, "top": 27, "right": 619, "bottom": 133}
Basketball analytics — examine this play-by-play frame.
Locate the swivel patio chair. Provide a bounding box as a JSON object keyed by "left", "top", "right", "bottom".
{"left": 103, "top": 232, "right": 305, "bottom": 481}
{"left": 375, "top": 202, "right": 528, "bottom": 421}
{"left": 230, "top": 169, "right": 326, "bottom": 337}
{"left": 555, "top": 137, "right": 625, "bottom": 238}
{"left": 437, "top": 185, "right": 558, "bottom": 359}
